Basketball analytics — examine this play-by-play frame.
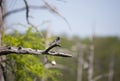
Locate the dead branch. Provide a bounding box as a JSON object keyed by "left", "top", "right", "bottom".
{"left": 0, "top": 46, "right": 72, "bottom": 57}
{"left": 0, "top": 37, "right": 72, "bottom": 57}
{"left": 43, "top": 0, "right": 71, "bottom": 30}
{"left": 23, "top": 0, "right": 30, "bottom": 24}
{"left": 3, "top": 0, "right": 71, "bottom": 30}
{"left": 3, "top": 5, "right": 47, "bottom": 19}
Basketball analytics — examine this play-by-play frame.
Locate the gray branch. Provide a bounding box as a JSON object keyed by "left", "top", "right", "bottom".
{"left": 0, "top": 37, "right": 72, "bottom": 57}
{"left": 0, "top": 46, "right": 72, "bottom": 57}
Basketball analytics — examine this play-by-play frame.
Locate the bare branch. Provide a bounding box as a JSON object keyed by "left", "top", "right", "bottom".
{"left": 23, "top": 0, "right": 30, "bottom": 24}
{"left": 43, "top": 0, "right": 72, "bottom": 30}
{"left": 0, "top": 37, "right": 71, "bottom": 57}
{"left": 0, "top": 46, "right": 72, "bottom": 57}
{"left": 3, "top": 0, "right": 72, "bottom": 30}
{"left": 3, "top": 5, "right": 47, "bottom": 19}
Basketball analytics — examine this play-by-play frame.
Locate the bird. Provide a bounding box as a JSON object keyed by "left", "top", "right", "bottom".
{"left": 50, "top": 37, "right": 60, "bottom": 46}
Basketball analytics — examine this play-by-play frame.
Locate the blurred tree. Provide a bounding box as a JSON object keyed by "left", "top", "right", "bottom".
{"left": 54, "top": 36, "right": 120, "bottom": 81}
{"left": 0, "top": 0, "right": 72, "bottom": 81}
{"left": 0, "top": 0, "right": 6, "bottom": 81}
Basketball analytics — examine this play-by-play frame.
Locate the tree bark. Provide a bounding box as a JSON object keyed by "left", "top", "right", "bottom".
{"left": 77, "top": 45, "right": 84, "bottom": 81}
{"left": 108, "top": 54, "right": 114, "bottom": 81}
{"left": 88, "top": 36, "right": 94, "bottom": 81}
{"left": 0, "top": 0, "right": 6, "bottom": 81}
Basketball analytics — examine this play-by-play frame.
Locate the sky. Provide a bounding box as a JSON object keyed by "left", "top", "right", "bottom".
{"left": 5, "top": 0, "right": 120, "bottom": 37}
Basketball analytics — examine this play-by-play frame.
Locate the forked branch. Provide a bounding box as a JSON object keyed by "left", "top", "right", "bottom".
{"left": 0, "top": 37, "right": 72, "bottom": 57}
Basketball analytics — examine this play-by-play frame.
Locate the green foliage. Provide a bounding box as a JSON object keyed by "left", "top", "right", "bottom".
{"left": 3, "top": 27, "right": 120, "bottom": 81}
{"left": 2, "top": 27, "right": 60, "bottom": 81}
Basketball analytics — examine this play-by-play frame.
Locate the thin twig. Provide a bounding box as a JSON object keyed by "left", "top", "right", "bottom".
{"left": 43, "top": 0, "right": 72, "bottom": 30}
{"left": 3, "top": 5, "right": 47, "bottom": 19}
{"left": 23, "top": 0, "right": 30, "bottom": 24}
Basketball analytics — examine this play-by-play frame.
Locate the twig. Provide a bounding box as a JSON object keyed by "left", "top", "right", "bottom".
{"left": 43, "top": 0, "right": 72, "bottom": 30}
{"left": 3, "top": 5, "right": 47, "bottom": 19}
{"left": 23, "top": 0, "right": 30, "bottom": 24}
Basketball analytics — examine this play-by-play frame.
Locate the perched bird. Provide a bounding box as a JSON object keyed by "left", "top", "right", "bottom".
{"left": 44, "top": 37, "right": 61, "bottom": 53}
{"left": 50, "top": 37, "right": 60, "bottom": 46}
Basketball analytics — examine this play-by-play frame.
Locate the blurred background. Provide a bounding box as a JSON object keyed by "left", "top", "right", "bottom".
{"left": 0, "top": 0, "right": 120, "bottom": 81}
